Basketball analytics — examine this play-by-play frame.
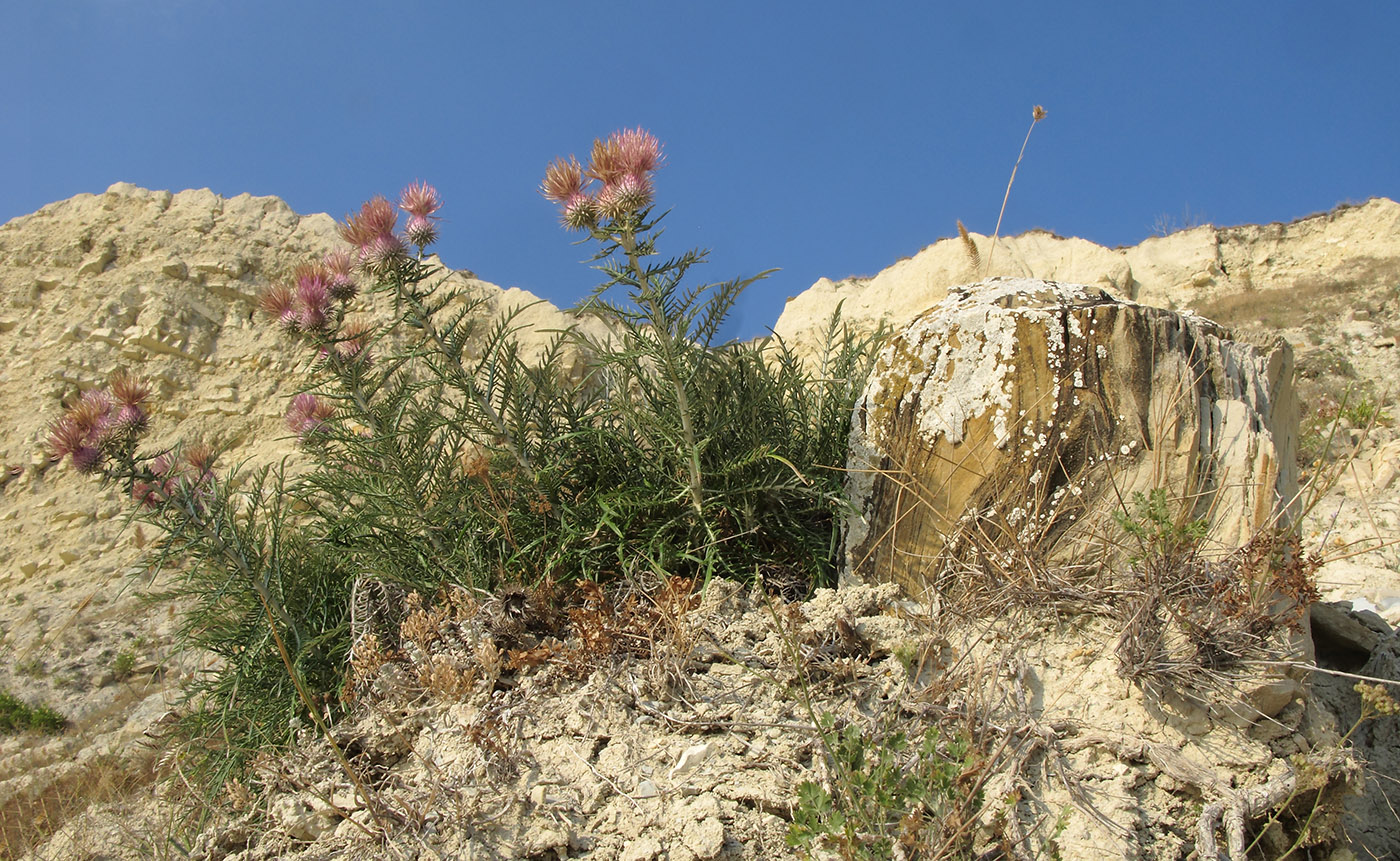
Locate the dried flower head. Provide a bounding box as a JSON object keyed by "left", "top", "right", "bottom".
{"left": 182, "top": 442, "right": 218, "bottom": 478}
{"left": 47, "top": 415, "right": 88, "bottom": 460}
{"left": 258, "top": 283, "right": 299, "bottom": 331}
{"left": 1033, "top": 105, "right": 1047, "bottom": 121}
{"left": 586, "top": 135, "right": 627, "bottom": 187}
{"left": 109, "top": 370, "right": 151, "bottom": 408}
{"left": 339, "top": 196, "right": 399, "bottom": 252}
{"left": 1357, "top": 681, "right": 1400, "bottom": 717}
{"left": 541, "top": 156, "right": 586, "bottom": 204}
{"left": 69, "top": 389, "right": 113, "bottom": 435}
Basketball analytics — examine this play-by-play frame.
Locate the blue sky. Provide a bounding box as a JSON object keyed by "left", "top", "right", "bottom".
{"left": 5, "top": 2, "right": 1398, "bottom": 338}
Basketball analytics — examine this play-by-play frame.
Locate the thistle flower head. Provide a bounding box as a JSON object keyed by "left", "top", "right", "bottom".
{"left": 322, "top": 250, "right": 358, "bottom": 302}
{"left": 587, "top": 128, "right": 663, "bottom": 185}
{"left": 541, "top": 156, "right": 586, "bottom": 204}
{"left": 293, "top": 270, "right": 332, "bottom": 332}
{"left": 108, "top": 370, "right": 150, "bottom": 408}
{"left": 399, "top": 182, "right": 442, "bottom": 220}
{"left": 613, "top": 127, "right": 664, "bottom": 175}
{"left": 71, "top": 445, "right": 104, "bottom": 474}
{"left": 47, "top": 415, "right": 88, "bottom": 459}
{"left": 70, "top": 389, "right": 113, "bottom": 434}
{"left": 258, "top": 283, "right": 299, "bottom": 331}
{"left": 561, "top": 193, "right": 598, "bottom": 231}
{"left": 586, "top": 135, "right": 627, "bottom": 186}
{"left": 339, "top": 196, "right": 399, "bottom": 251}
{"left": 182, "top": 442, "right": 218, "bottom": 478}
{"left": 596, "top": 172, "right": 653, "bottom": 221}
{"left": 404, "top": 214, "right": 438, "bottom": 249}
{"left": 360, "top": 233, "right": 407, "bottom": 275}
{"left": 286, "top": 393, "right": 336, "bottom": 439}
{"left": 110, "top": 403, "right": 149, "bottom": 437}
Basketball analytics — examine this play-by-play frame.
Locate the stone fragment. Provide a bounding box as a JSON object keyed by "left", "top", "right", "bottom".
{"left": 621, "top": 837, "right": 664, "bottom": 861}
{"left": 670, "top": 742, "right": 715, "bottom": 779}
{"left": 680, "top": 817, "right": 725, "bottom": 859}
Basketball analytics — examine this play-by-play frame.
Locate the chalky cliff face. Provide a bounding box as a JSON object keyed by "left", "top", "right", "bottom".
{"left": 845, "top": 278, "right": 1297, "bottom": 598}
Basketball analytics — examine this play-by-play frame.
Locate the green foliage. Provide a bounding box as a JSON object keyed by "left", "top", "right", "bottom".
{"left": 0, "top": 688, "right": 66, "bottom": 734}
{"left": 67, "top": 146, "right": 879, "bottom": 789}
{"left": 111, "top": 649, "right": 136, "bottom": 682}
{"left": 290, "top": 207, "right": 878, "bottom": 597}
{"left": 139, "top": 460, "right": 354, "bottom": 785}
{"left": 1112, "top": 488, "right": 1208, "bottom": 563}
{"left": 788, "top": 714, "right": 977, "bottom": 859}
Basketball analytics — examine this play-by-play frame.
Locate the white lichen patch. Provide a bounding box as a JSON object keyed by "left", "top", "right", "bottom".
{"left": 863, "top": 279, "right": 1101, "bottom": 451}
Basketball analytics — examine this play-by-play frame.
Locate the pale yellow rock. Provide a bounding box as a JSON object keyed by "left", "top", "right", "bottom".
{"left": 775, "top": 198, "right": 1400, "bottom": 364}
{"left": 845, "top": 278, "right": 1296, "bottom": 597}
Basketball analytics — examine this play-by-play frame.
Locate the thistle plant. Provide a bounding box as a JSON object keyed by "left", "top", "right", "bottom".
{"left": 48, "top": 129, "right": 880, "bottom": 790}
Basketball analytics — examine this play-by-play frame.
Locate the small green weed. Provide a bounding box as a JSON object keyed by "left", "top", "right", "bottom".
{"left": 1112, "top": 488, "right": 1207, "bottom": 564}
{"left": 0, "top": 688, "right": 65, "bottom": 734}
{"left": 111, "top": 650, "right": 136, "bottom": 682}
{"left": 788, "top": 714, "right": 977, "bottom": 859}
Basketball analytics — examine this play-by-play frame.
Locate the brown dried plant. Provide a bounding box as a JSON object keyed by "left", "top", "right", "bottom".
{"left": 983, "top": 104, "right": 1047, "bottom": 278}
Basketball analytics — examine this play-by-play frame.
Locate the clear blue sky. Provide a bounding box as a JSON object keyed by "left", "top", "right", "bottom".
{"left": 5, "top": 2, "right": 1398, "bottom": 338}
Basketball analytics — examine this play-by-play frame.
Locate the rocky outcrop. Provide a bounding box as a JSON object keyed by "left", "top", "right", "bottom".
{"left": 844, "top": 278, "right": 1297, "bottom": 597}
{"left": 775, "top": 197, "right": 1400, "bottom": 361}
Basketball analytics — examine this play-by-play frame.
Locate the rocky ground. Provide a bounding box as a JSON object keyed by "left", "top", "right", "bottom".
{"left": 0, "top": 188, "right": 1397, "bottom": 859}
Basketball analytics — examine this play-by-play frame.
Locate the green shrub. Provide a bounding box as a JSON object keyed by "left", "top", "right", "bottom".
{"left": 48, "top": 129, "right": 880, "bottom": 787}
{"left": 0, "top": 688, "right": 66, "bottom": 734}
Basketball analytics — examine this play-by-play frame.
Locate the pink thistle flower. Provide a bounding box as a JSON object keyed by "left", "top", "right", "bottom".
{"left": 258, "top": 283, "right": 298, "bottom": 327}
{"left": 613, "top": 128, "right": 664, "bottom": 175}
{"left": 323, "top": 250, "right": 358, "bottom": 301}
{"left": 71, "top": 445, "right": 104, "bottom": 474}
{"left": 292, "top": 264, "right": 333, "bottom": 332}
{"left": 541, "top": 156, "right": 586, "bottom": 204}
{"left": 109, "top": 370, "right": 150, "bottom": 408}
{"left": 339, "top": 196, "right": 399, "bottom": 250}
{"left": 596, "top": 173, "right": 653, "bottom": 221}
{"left": 285, "top": 393, "right": 336, "bottom": 439}
{"left": 131, "top": 478, "right": 162, "bottom": 508}
{"left": 47, "top": 416, "right": 87, "bottom": 459}
{"left": 361, "top": 233, "right": 406, "bottom": 274}
{"left": 109, "top": 403, "right": 148, "bottom": 438}
{"left": 399, "top": 182, "right": 442, "bottom": 220}
{"left": 404, "top": 214, "right": 438, "bottom": 249}
{"left": 562, "top": 193, "right": 598, "bottom": 231}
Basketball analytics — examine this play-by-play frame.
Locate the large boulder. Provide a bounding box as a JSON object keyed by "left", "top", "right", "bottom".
{"left": 844, "top": 278, "right": 1298, "bottom": 597}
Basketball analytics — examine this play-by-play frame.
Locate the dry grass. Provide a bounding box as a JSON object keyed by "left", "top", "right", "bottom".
{"left": 1193, "top": 256, "right": 1400, "bottom": 331}
{"left": 0, "top": 755, "right": 160, "bottom": 860}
